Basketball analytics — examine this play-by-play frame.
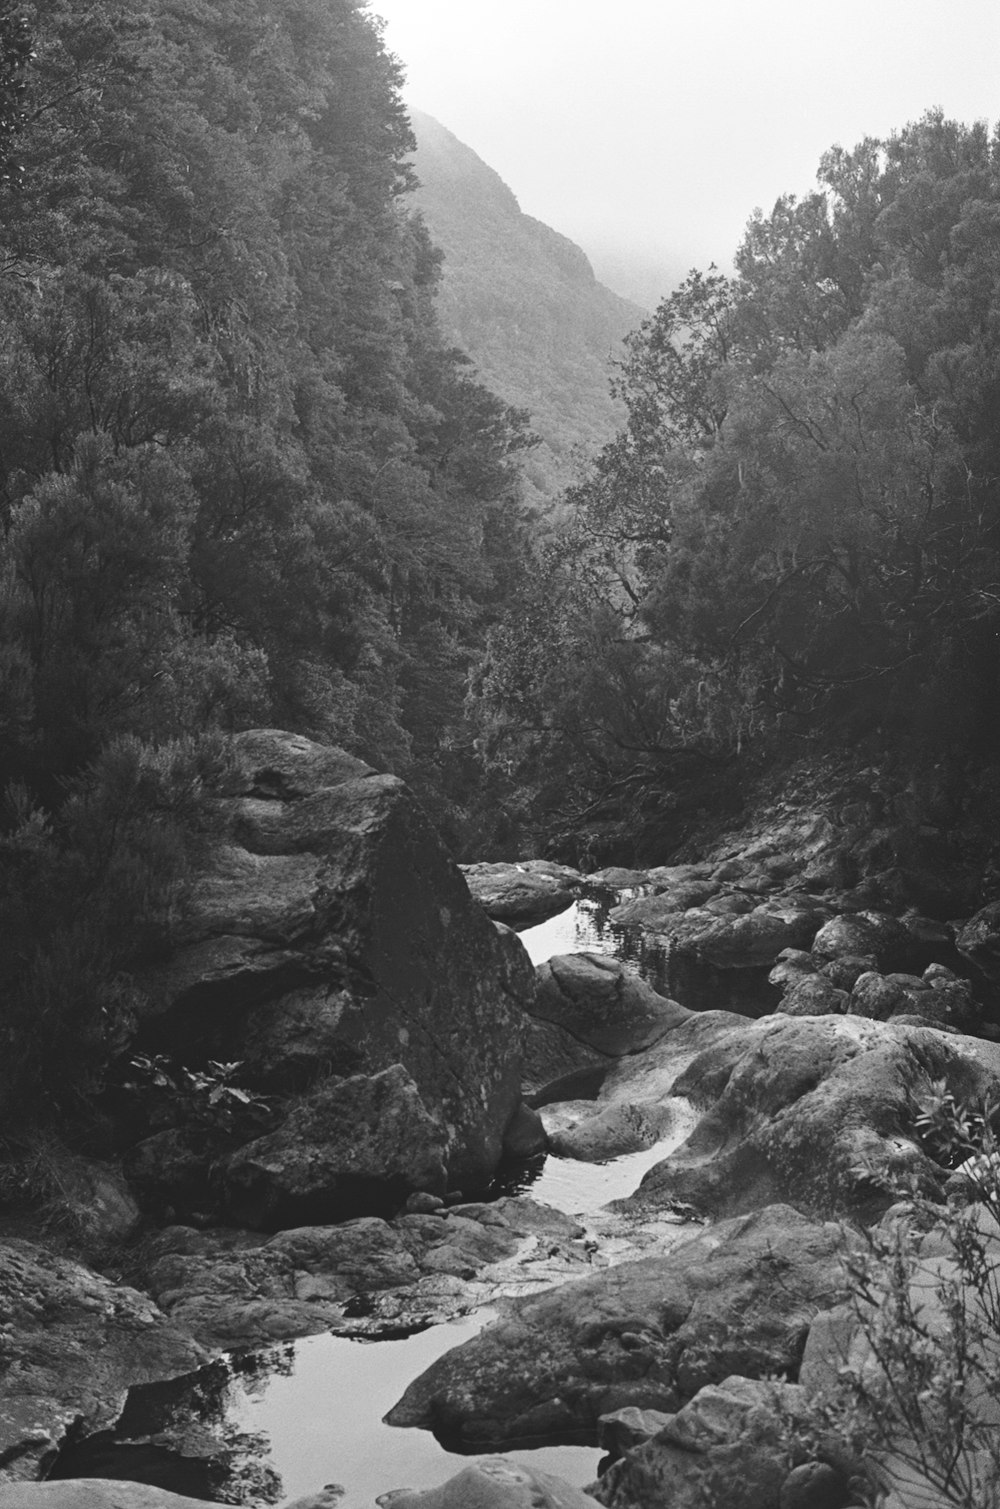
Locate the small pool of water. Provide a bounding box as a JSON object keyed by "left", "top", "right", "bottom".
{"left": 224, "top": 1320, "right": 603, "bottom": 1506}
{"left": 519, "top": 898, "right": 670, "bottom": 994}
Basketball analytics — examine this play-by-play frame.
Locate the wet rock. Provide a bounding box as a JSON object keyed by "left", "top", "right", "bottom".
{"left": 622, "top": 1016, "right": 1000, "bottom": 1224}
{"left": 591, "top": 1377, "right": 813, "bottom": 1509}
{"left": 0, "top": 1243, "right": 206, "bottom": 1482}
{"left": 609, "top": 881, "right": 720, "bottom": 927}
{"left": 376, "top": 1458, "right": 601, "bottom": 1508}
{"left": 136, "top": 733, "right": 532, "bottom": 1196}
{"left": 138, "top": 1200, "right": 581, "bottom": 1352}
{"left": 459, "top": 861, "right": 584, "bottom": 925}
{"left": 386, "top": 1205, "right": 845, "bottom": 1446}
{"left": 621, "top": 900, "right": 827, "bottom": 1014}
{"left": 221, "top": 1064, "right": 448, "bottom": 1229}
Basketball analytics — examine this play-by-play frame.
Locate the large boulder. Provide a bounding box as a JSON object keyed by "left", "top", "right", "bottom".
{"left": 0, "top": 1488, "right": 219, "bottom": 1509}
{"left": 459, "top": 861, "right": 584, "bottom": 925}
{"left": 523, "top": 955, "right": 690, "bottom": 1100}
{"left": 386, "top": 1205, "right": 846, "bottom": 1447}
{"left": 138, "top": 1198, "right": 589, "bottom": 1352}
{"left": 0, "top": 1243, "right": 206, "bottom": 1482}
{"left": 135, "top": 731, "right": 533, "bottom": 1197}
{"left": 609, "top": 899, "right": 828, "bottom": 1014}
{"left": 532, "top": 955, "right": 690, "bottom": 1058}
{"left": 221, "top": 1064, "right": 449, "bottom": 1228}
{"left": 590, "top": 1376, "right": 827, "bottom": 1509}
{"left": 624, "top": 1015, "right": 1000, "bottom": 1224}
{"left": 957, "top": 900, "right": 1000, "bottom": 983}
{"left": 378, "top": 1459, "right": 601, "bottom": 1508}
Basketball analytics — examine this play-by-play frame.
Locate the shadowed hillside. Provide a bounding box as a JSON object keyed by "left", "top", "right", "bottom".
{"left": 408, "top": 109, "right": 645, "bottom": 506}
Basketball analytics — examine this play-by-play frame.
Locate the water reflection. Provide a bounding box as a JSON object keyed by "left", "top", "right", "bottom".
{"left": 519, "top": 896, "right": 670, "bottom": 993}
{"left": 223, "top": 1321, "right": 602, "bottom": 1506}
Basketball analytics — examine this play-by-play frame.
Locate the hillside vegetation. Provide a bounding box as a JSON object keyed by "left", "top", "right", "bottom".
{"left": 0, "top": 0, "right": 535, "bottom": 1125}
{"left": 408, "top": 109, "right": 644, "bottom": 505}
{"left": 473, "top": 112, "right": 1000, "bottom": 859}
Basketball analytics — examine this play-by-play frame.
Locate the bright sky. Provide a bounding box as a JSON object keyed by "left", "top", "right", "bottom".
{"left": 370, "top": 0, "right": 1000, "bottom": 301}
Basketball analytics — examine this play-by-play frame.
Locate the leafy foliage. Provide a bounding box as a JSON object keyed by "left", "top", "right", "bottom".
{"left": 0, "top": 0, "right": 536, "bottom": 1129}
{"left": 468, "top": 112, "right": 1000, "bottom": 848}
{"left": 805, "top": 1084, "right": 1000, "bottom": 1507}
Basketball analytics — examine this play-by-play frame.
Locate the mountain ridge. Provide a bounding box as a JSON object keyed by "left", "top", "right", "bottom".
{"left": 408, "top": 109, "right": 645, "bottom": 504}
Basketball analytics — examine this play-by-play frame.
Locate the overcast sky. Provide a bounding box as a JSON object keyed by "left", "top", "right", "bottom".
{"left": 370, "top": 0, "right": 1000, "bottom": 304}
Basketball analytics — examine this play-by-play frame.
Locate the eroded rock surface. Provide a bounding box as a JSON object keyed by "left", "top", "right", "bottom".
{"left": 459, "top": 861, "right": 584, "bottom": 925}
{"left": 621, "top": 1015, "right": 1000, "bottom": 1224}
{"left": 386, "top": 1205, "right": 845, "bottom": 1447}
{"left": 134, "top": 730, "right": 535, "bottom": 1205}
{"left": 0, "top": 1243, "right": 206, "bottom": 1482}
{"left": 136, "top": 1198, "right": 591, "bottom": 1351}
{"left": 378, "top": 1458, "right": 601, "bottom": 1508}
{"left": 523, "top": 955, "right": 689, "bottom": 1101}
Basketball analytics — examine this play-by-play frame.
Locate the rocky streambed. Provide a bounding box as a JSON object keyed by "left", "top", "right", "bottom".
{"left": 6, "top": 736, "right": 1000, "bottom": 1509}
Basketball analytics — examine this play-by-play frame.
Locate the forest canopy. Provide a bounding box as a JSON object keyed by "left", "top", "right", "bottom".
{"left": 473, "top": 112, "right": 1000, "bottom": 856}
{"left": 0, "top": 0, "right": 534, "bottom": 1117}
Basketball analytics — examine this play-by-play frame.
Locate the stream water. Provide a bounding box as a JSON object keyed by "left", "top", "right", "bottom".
{"left": 64, "top": 897, "right": 686, "bottom": 1506}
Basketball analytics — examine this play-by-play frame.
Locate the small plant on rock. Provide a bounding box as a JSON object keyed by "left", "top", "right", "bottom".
{"left": 121, "top": 1054, "right": 271, "bottom": 1135}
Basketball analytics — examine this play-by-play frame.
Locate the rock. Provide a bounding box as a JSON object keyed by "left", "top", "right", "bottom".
{"left": 956, "top": 900, "right": 1000, "bottom": 982}
{"left": 124, "top": 1127, "right": 226, "bottom": 1218}
{"left": 811, "top": 914, "right": 883, "bottom": 965}
{"left": 848, "top": 971, "right": 905, "bottom": 1021}
{"left": 596, "top": 1406, "right": 673, "bottom": 1457}
{"left": 779, "top": 1460, "right": 852, "bottom": 1509}
{"left": 768, "top": 951, "right": 816, "bottom": 991}
{"left": 405, "top": 1192, "right": 445, "bottom": 1214}
{"left": 221, "top": 1064, "right": 448, "bottom": 1228}
{"left": 459, "top": 861, "right": 584, "bottom": 925}
{"left": 137, "top": 1200, "right": 583, "bottom": 1352}
{"left": 386, "top": 1205, "right": 846, "bottom": 1446}
{"left": 136, "top": 734, "right": 534, "bottom": 1196}
{"left": 591, "top": 1377, "right": 813, "bottom": 1509}
{"left": 820, "top": 954, "right": 878, "bottom": 991}
{"left": 532, "top": 955, "right": 690, "bottom": 1059}
{"left": 618, "top": 900, "right": 826, "bottom": 1014}
{"left": 376, "top": 1458, "right": 601, "bottom": 1508}
{"left": 609, "top": 881, "right": 720, "bottom": 927}
{"left": 776, "top": 974, "right": 849, "bottom": 1017}
{"left": 522, "top": 956, "right": 689, "bottom": 1102}
{"left": 0, "top": 1243, "right": 206, "bottom": 1481}
{"left": 622, "top": 1015, "right": 1000, "bottom": 1223}
{"left": 586, "top": 868, "right": 651, "bottom": 890}
{"left": 501, "top": 1102, "right": 548, "bottom": 1159}
{"left": 0, "top": 1485, "right": 218, "bottom": 1509}
{"left": 232, "top": 728, "right": 374, "bottom": 797}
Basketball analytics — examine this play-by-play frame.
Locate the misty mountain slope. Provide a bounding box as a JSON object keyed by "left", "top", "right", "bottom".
{"left": 408, "top": 109, "right": 645, "bottom": 504}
